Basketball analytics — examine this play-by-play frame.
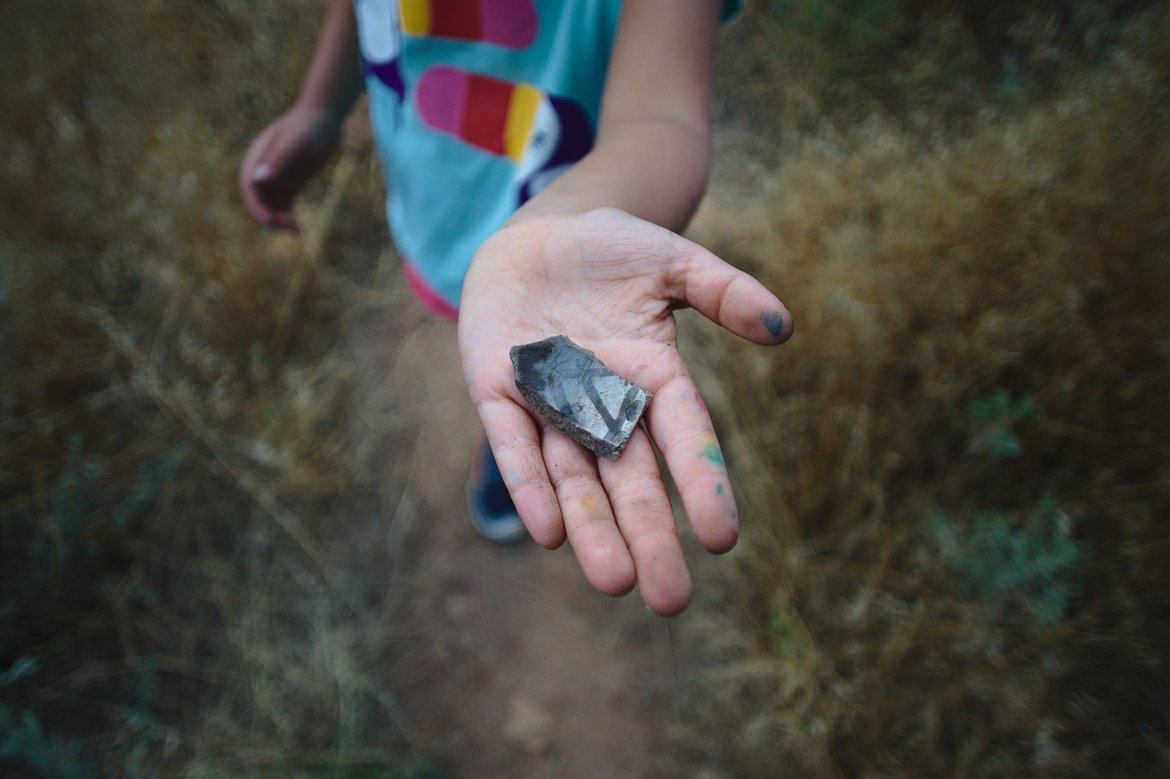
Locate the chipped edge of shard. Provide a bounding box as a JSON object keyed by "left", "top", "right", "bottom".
{"left": 510, "top": 335, "right": 652, "bottom": 461}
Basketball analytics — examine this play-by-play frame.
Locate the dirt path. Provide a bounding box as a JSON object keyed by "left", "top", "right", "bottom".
{"left": 354, "top": 303, "right": 709, "bottom": 778}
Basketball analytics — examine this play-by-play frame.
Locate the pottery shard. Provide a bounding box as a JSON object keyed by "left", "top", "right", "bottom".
{"left": 510, "top": 335, "right": 651, "bottom": 460}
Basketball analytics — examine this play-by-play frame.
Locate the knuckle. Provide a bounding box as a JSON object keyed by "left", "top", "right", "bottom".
{"left": 627, "top": 526, "right": 682, "bottom": 561}
{"left": 610, "top": 471, "right": 666, "bottom": 507}
{"left": 664, "top": 424, "right": 717, "bottom": 453}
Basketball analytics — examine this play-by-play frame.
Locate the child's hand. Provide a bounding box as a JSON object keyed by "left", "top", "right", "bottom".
{"left": 458, "top": 207, "right": 793, "bottom": 616}
{"left": 239, "top": 104, "right": 342, "bottom": 231}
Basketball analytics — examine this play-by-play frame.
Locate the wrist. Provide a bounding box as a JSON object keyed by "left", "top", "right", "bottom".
{"left": 291, "top": 94, "right": 349, "bottom": 130}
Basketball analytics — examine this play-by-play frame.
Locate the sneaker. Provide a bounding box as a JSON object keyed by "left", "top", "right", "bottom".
{"left": 468, "top": 441, "right": 528, "bottom": 544}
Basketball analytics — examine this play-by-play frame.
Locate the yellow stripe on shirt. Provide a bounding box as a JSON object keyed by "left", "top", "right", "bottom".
{"left": 399, "top": 0, "right": 430, "bottom": 35}
{"left": 505, "top": 83, "right": 542, "bottom": 162}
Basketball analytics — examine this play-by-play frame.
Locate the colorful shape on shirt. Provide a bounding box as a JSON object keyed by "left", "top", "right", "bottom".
{"left": 400, "top": 0, "right": 538, "bottom": 49}
{"left": 417, "top": 66, "right": 534, "bottom": 160}
{"left": 402, "top": 257, "right": 459, "bottom": 321}
{"left": 504, "top": 83, "right": 542, "bottom": 161}
{"left": 415, "top": 65, "right": 595, "bottom": 205}
{"left": 514, "top": 93, "right": 593, "bottom": 204}
{"left": 416, "top": 64, "right": 589, "bottom": 177}
{"left": 356, "top": 0, "right": 405, "bottom": 99}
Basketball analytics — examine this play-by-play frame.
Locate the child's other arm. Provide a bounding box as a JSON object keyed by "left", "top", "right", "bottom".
{"left": 459, "top": 0, "right": 794, "bottom": 615}
{"left": 240, "top": 0, "right": 363, "bottom": 230}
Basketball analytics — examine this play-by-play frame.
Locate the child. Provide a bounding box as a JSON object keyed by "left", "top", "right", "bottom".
{"left": 240, "top": 0, "right": 793, "bottom": 616}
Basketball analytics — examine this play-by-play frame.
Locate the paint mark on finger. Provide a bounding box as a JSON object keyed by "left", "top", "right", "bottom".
{"left": 701, "top": 443, "right": 725, "bottom": 468}
{"left": 761, "top": 310, "right": 791, "bottom": 341}
{"left": 715, "top": 482, "right": 726, "bottom": 497}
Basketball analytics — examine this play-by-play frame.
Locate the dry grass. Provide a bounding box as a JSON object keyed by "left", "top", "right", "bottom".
{"left": 2, "top": 0, "right": 1169, "bottom": 776}
{"left": 680, "top": 2, "right": 1170, "bottom": 775}
{"left": 2, "top": 1, "right": 434, "bottom": 775}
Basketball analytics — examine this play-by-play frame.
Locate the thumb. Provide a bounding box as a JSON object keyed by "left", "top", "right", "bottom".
{"left": 665, "top": 235, "right": 795, "bottom": 345}
{"left": 250, "top": 136, "right": 296, "bottom": 189}
{"left": 250, "top": 160, "right": 276, "bottom": 184}
{"left": 241, "top": 124, "right": 279, "bottom": 185}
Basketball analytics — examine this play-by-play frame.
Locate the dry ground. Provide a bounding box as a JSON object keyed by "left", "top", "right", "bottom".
{"left": 349, "top": 278, "right": 733, "bottom": 778}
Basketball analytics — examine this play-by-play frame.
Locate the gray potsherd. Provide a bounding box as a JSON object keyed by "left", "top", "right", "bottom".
{"left": 510, "top": 335, "right": 652, "bottom": 460}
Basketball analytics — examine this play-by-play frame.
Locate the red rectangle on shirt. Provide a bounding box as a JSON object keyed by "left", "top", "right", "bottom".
{"left": 461, "top": 73, "right": 512, "bottom": 156}
{"left": 429, "top": 0, "right": 483, "bottom": 41}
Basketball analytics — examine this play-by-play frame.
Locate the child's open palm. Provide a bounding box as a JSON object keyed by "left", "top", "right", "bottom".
{"left": 459, "top": 207, "right": 792, "bottom": 615}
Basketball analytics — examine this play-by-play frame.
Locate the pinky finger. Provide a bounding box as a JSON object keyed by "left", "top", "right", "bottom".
{"left": 477, "top": 398, "right": 565, "bottom": 549}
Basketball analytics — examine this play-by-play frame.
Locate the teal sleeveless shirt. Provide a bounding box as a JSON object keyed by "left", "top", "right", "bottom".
{"left": 354, "top": 0, "right": 738, "bottom": 317}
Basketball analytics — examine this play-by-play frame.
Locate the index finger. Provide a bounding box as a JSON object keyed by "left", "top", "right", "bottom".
{"left": 644, "top": 377, "right": 739, "bottom": 554}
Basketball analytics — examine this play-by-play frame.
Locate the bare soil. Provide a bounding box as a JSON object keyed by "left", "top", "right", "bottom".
{"left": 354, "top": 305, "right": 709, "bottom": 778}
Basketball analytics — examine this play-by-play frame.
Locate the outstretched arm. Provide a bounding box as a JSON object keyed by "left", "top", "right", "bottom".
{"left": 458, "top": 0, "right": 794, "bottom": 615}
{"left": 514, "top": 0, "right": 718, "bottom": 229}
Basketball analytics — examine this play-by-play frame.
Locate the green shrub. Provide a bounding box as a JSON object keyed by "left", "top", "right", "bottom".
{"left": 0, "top": 659, "right": 91, "bottom": 779}
{"left": 968, "top": 389, "right": 1037, "bottom": 459}
{"left": 933, "top": 498, "right": 1083, "bottom": 626}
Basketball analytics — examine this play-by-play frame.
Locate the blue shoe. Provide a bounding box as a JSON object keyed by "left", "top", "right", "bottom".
{"left": 468, "top": 442, "right": 528, "bottom": 544}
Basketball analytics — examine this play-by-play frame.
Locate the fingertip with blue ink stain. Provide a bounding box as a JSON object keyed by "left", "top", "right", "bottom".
{"left": 761, "top": 309, "right": 794, "bottom": 344}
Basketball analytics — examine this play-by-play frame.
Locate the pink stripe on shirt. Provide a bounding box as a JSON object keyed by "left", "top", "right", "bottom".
{"left": 402, "top": 257, "right": 459, "bottom": 322}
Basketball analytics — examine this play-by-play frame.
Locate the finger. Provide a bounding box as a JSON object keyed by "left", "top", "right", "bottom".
{"left": 239, "top": 129, "right": 297, "bottom": 230}
{"left": 664, "top": 236, "right": 795, "bottom": 345}
{"left": 541, "top": 432, "right": 635, "bottom": 596}
{"left": 645, "top": 377, "right": 739, "bottom": 554}
{"left": 255, "top": 126, "right": 334, "bottom": 209}
{"left": 597, "top": 428, "right": 692, "bottom": 616}
{"left": 253, "top": 178, "right": 299, "bottom": 230}
{"left": 251, "top": 157, "right": 301, "bottom": 231}
{"left": 477, "top": 397, "right": 565, "bottom": 549}
{"left": 239, "top": 129, "right": 280, "bottom": 224}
